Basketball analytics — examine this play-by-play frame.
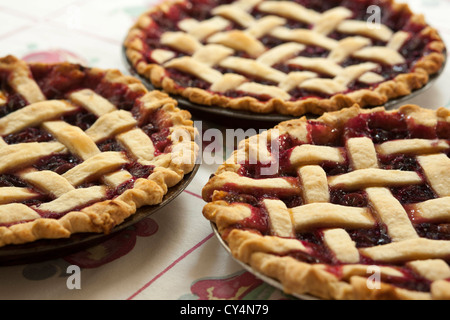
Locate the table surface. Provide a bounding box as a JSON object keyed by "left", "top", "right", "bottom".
{"left": 0, "top": 0, "right": 449, "bottom": 300}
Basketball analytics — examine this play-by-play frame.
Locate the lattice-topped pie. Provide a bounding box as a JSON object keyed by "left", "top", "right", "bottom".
{"left": 0, "top": 55, "right": 197, "bottom": 247}
{"left": 202, "top": 104, "right": 450, "bottom": 300}
{"left": 124, "top": 0, "right": 445, "bottom": 116}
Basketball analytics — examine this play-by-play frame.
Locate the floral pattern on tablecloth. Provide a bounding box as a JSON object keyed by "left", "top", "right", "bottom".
{"left": 182, "top": 271, "right": 294, "bottom": 300}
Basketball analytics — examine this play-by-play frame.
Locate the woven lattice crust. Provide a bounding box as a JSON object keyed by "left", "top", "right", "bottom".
{"left": 202, "top": 104, "right": 450, "bottom": 300}
{"left": 0, "top": 55, "right": 198, "bottom": 247}
{"left": 124, "top": 0, "right": 446, "bottom": 116}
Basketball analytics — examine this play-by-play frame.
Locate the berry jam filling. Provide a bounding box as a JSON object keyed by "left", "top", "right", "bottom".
{"left": 97, "top": 138, "right": 125, "bottom": 152}
{"left": 380, "top": 271, "right": 431, "bottom": 293}
{"left": 3, "top": 127, "right": 53, "bottom": 144}
{"left": 62, "top": 109, "right": 98, "bottom": 131}
{"left": 33, "top": 153, "right": 81, "bottom": 175}
{"left": 294, "top": 232, "right": 335, "bottom": 264}
{"left": 321, "top": 159, "right": 351, "bottom": 176}
{"left": 95, "top": 81, "right": 144, "bottom": 111}
{"left": 0, "top": 174, "right": 52, "bottom": 220}
{"left": 415, "top": 223, "right": 450, "bottom": 240}
{"left": 344, "top": 111, "right": 409, "bottom": 143}
{"left": 137, "top": 0, "right": 437, "bottom": 101}
{"left": 126, "top": 161, "right": 155, "bottom": 180}
{"left": 308, "top": 120, "right": 342, "bottom": 147}
{"left": 217, "top": 191, "right": 259, "bottom": 207}
{"left": 437, "top": 121, "right": 450, "bottom": 140}
{"left": 29, "top": 64, "right": 146, "bottom": 111}
{"left": 391, "top": 184, "right": 436, "bottom": 204}
{"left": 330, "top": 188, "right": 368, "bottom": 207}
{"left": 0, "top": 93, "right": 28, "bottom": 117}
{"left": 30, "top": 64, "right": 89, "bottom": 100}
{"left": 112, "top": 162, "right": 155, "bottom": 196}
{"left": 150, "top": 127, "right": 172, "bottom": 155}
{"left": 379, "top": 154, "right": 422, "bottom": 171}
{"left": 0, "top": 174, "right": 28, "bottom": 188}
{"left": 349, "top": 224, "right": 392, "bottom": 248}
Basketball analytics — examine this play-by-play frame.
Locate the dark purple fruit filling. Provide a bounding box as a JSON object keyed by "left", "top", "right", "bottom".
{"left": 165, "top": 68, "right": 211, "bottom": 91}
{"left": 232, "top": 206, "right": 269, "bottom": 235}
{"left": 308, "top": 120, "right": 342, "bottom": 146}
{"left": 97, "top": 138, "right": 125, "bottom": 152}
{"left": 0, "top": 174, "right": 29, "bottom": 188}
{"left": 125, "top": 161, "right": 155, "bottom": 179}
{"left": 321, "top": 160, "right": 351, "bottom": 176}
{"left": 30, "top": 64, "right": 87, "bottom": 100}
{"left": 414, "top": 223, "right": 450, "bottom": 240}
{"left": 3, "top": 127, "right": 53, "bottom": 144}
{"left": 344, "top": 112, "right": 409, "bottom": 143}
{"left": 382, "top": 272, "right": 431, "bottom": 293}
{"left": 33, "top": 154, "right": 81, "bottom": 175}
{"left": 0, "top": 93, "right": 28, "bottom": 116}
{"left": 330, "top": 188, "right": 368, "bottom": 207}
{"left": 150, "top": 127, "right": 172, "bottom": 154}
{"left": 379, "top": 154, "right": 421, "bottom": 171}
{"left": 111, "top": 162, "right": 155, "bottom": 196}
{"left": 291, "top": 232, "right": 336, "bottom": 264}
{"left": 391, "top": 184, "right": 437, "bottom": 204}
{"left": 348, "top": 224, "right": 391, "bottom": 248}
{"left": 61, "top": 108, "right": 97, "bottom": 131}
{"left": 437, "top": 121, "right": 450, "bottom": 139}
{"left": 219, "top": 191, "right": 260, "bottom": 207}
{"left": 95, "top": 81, "right": 144, "bottom": 111}
{"left": 29, "top": 64, "right": 146, "bottom": 112}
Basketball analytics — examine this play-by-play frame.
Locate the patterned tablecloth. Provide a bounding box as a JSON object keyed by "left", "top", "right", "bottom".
{"left": 0, "top": 0, "right": 449, "bottom": 300}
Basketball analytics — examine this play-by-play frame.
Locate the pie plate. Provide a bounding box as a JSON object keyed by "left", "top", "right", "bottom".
{"left": 210, "top": 222, "right": 317, "bottom": 300}
{"left": 122, "top": 46, "right": 447, "bottom": 127}
{"left": 0, "top": 163, "right": 199, "bottom": 266}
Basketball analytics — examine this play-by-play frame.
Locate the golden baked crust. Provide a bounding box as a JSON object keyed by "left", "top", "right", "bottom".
{"left": 202, "top": 104, "right": 450, "bottom": 300}
{"left": 124, "top": 0, "right": 446, "bottom": 117}
{"left": 0, "top": 55, "right": 198, "bottom": 247}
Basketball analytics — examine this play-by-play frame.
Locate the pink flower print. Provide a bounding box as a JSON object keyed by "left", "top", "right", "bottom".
{"left": 22, "top": 49, "right": 87, "bottom": 65}
{"left": 190, "top": 271, "right": 264, "bottom": 300}
{"left": 63, "top": 217, "right": 158, "bottom": 268}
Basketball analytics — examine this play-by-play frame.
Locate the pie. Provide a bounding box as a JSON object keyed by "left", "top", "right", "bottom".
{"left": 0, "top": 55, "right": 197, "bottom": 247}
{"left": 202, "top": 103, "right": 450, "bottom": 300}
{"left": 124, "top": 0, "right": 446, "bottom": 117}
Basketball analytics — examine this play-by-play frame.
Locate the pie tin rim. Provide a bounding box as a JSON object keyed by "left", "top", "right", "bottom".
{"left": 0, "top": 164, "right": 200, "bottom": 266}
{"left": 210, "top": 222, "right": 319, "bottom": 300}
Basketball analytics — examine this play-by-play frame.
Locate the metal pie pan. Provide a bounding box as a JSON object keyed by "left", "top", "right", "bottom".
{"left": 0, "top": 164, "right": 200, "bottom": 266}
{"left": 122, "top": 46, "right": 446, "bottom": 126}
{"left": 210, "top": 222, "right": 318, "bottom": 300}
